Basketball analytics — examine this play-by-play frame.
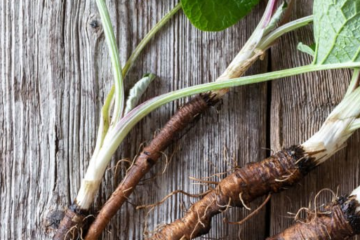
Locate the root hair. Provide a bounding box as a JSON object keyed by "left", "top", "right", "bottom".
{"left": 136, "top": 190, "right": 211, "bottom": 210}
{"left": 225, "top": 193, "right": 271, "bottom": 225}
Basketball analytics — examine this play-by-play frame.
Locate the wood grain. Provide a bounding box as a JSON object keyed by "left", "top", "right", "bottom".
{"left": 0, "top": 0, "right": 269, "bottom": 239}
{"left": 2, "top": 0, "right": 359, "bottom": 239}
{"left": 269, "top": 1, "right": 360, "bottom": 239}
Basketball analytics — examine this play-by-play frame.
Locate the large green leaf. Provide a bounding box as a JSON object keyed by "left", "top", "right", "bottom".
{"left": 181, "top": 0, "right": 260, "bottom": 32}
{"left": 314, "top": 0, "right": 360, "bottom": 64}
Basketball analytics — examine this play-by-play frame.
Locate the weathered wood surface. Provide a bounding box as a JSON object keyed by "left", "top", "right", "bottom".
{"left": 0, "top": 1, "right": 359, "bottom": 240}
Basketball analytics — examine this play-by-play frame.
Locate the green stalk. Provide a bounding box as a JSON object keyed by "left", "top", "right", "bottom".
{"left": 258, "top": 15, "right": 314, "bottom": 49}
{"left": 345, "top": 68, "right": 360, "bottom": 97}
{"left": 75, "top": 2, "right": 183, "bottom": 209}
{"left": 122, "top": 3, "right": 182, "bottom": 75}
{"left": 94, "top": 62, "right": 360, "bottom": 176}
{"left": 349, "top": 119, "right": 360, "bottom": 132}
{"left": 104, "top": 2, "right": 182, "bottom": 118}
{"left": 92, "top": 2, "right": 181, "bottom": 157}
{"left": 96, "top": 0, "right": 125, "bottom": 124}
{"left": 92, "top": 91, "right": 113, "bottom": 159}
{"left": 213, "top": 9, "right": 313, "bottom": 98}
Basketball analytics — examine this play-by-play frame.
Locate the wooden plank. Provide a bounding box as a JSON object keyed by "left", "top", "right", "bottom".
{"left": 269, "top": 1, "right": 360, "bottom": 239}
{"left": 0, "top": 0, "right": 269, "bottom": 239}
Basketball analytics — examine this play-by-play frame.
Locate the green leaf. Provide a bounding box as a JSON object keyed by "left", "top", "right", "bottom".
{"left": 124, "top": 73, "right": 156, "bottom": 114}
{"left": 314, "top": 0, "right": 360, "bottom": 64}
{"left": 181, "top": 0, "right": 260, "bottom": 31}
{"left": 297, "top": 42, "right": 315, "bottom": 56}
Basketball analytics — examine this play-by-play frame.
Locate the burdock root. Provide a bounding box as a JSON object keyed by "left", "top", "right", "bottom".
{"left": 150, "top": 146, "right": 316, "bottom": 240}
{"left": 268, "top": 195, "right": 360, "bottom": 240}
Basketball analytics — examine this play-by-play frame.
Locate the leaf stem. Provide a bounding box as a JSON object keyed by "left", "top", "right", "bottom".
{"left": 345, "top": 68, "right": 360, "bottom": 97}
{"left": 92, "top": 90, "right": 113, "bottom": 160}
{"left": 349, "top": 119, "right": 360, "bottom": 132}
{"left": 96, "top": 0, "right": 125, "bottom": 124}
{"left": 92, "top": 62, "right": 360, "bottom": 178}
{"left": 76, "top": 3, "right": 183, "bottom": 208}
{"left": 242, "top": 0, "right": 279, "bottom": 52}
{"left": 97, "top": 2, "right": 181, "bottom": 126}
{"left": 212, "top": 1, "right": 299, "bottom": 97}
{"left": 258, "top": 15, "right": 314, "bottom": 50}
{"left": 92, "top": 3, "right": 181, "bottom": 155}
{"left": 122, "top": 3, "right": 182, "bottom": 76}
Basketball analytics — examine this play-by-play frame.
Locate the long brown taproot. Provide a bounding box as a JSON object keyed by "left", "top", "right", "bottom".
{"left": 150, "top": 146, "right": 315, "bottom": 240}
